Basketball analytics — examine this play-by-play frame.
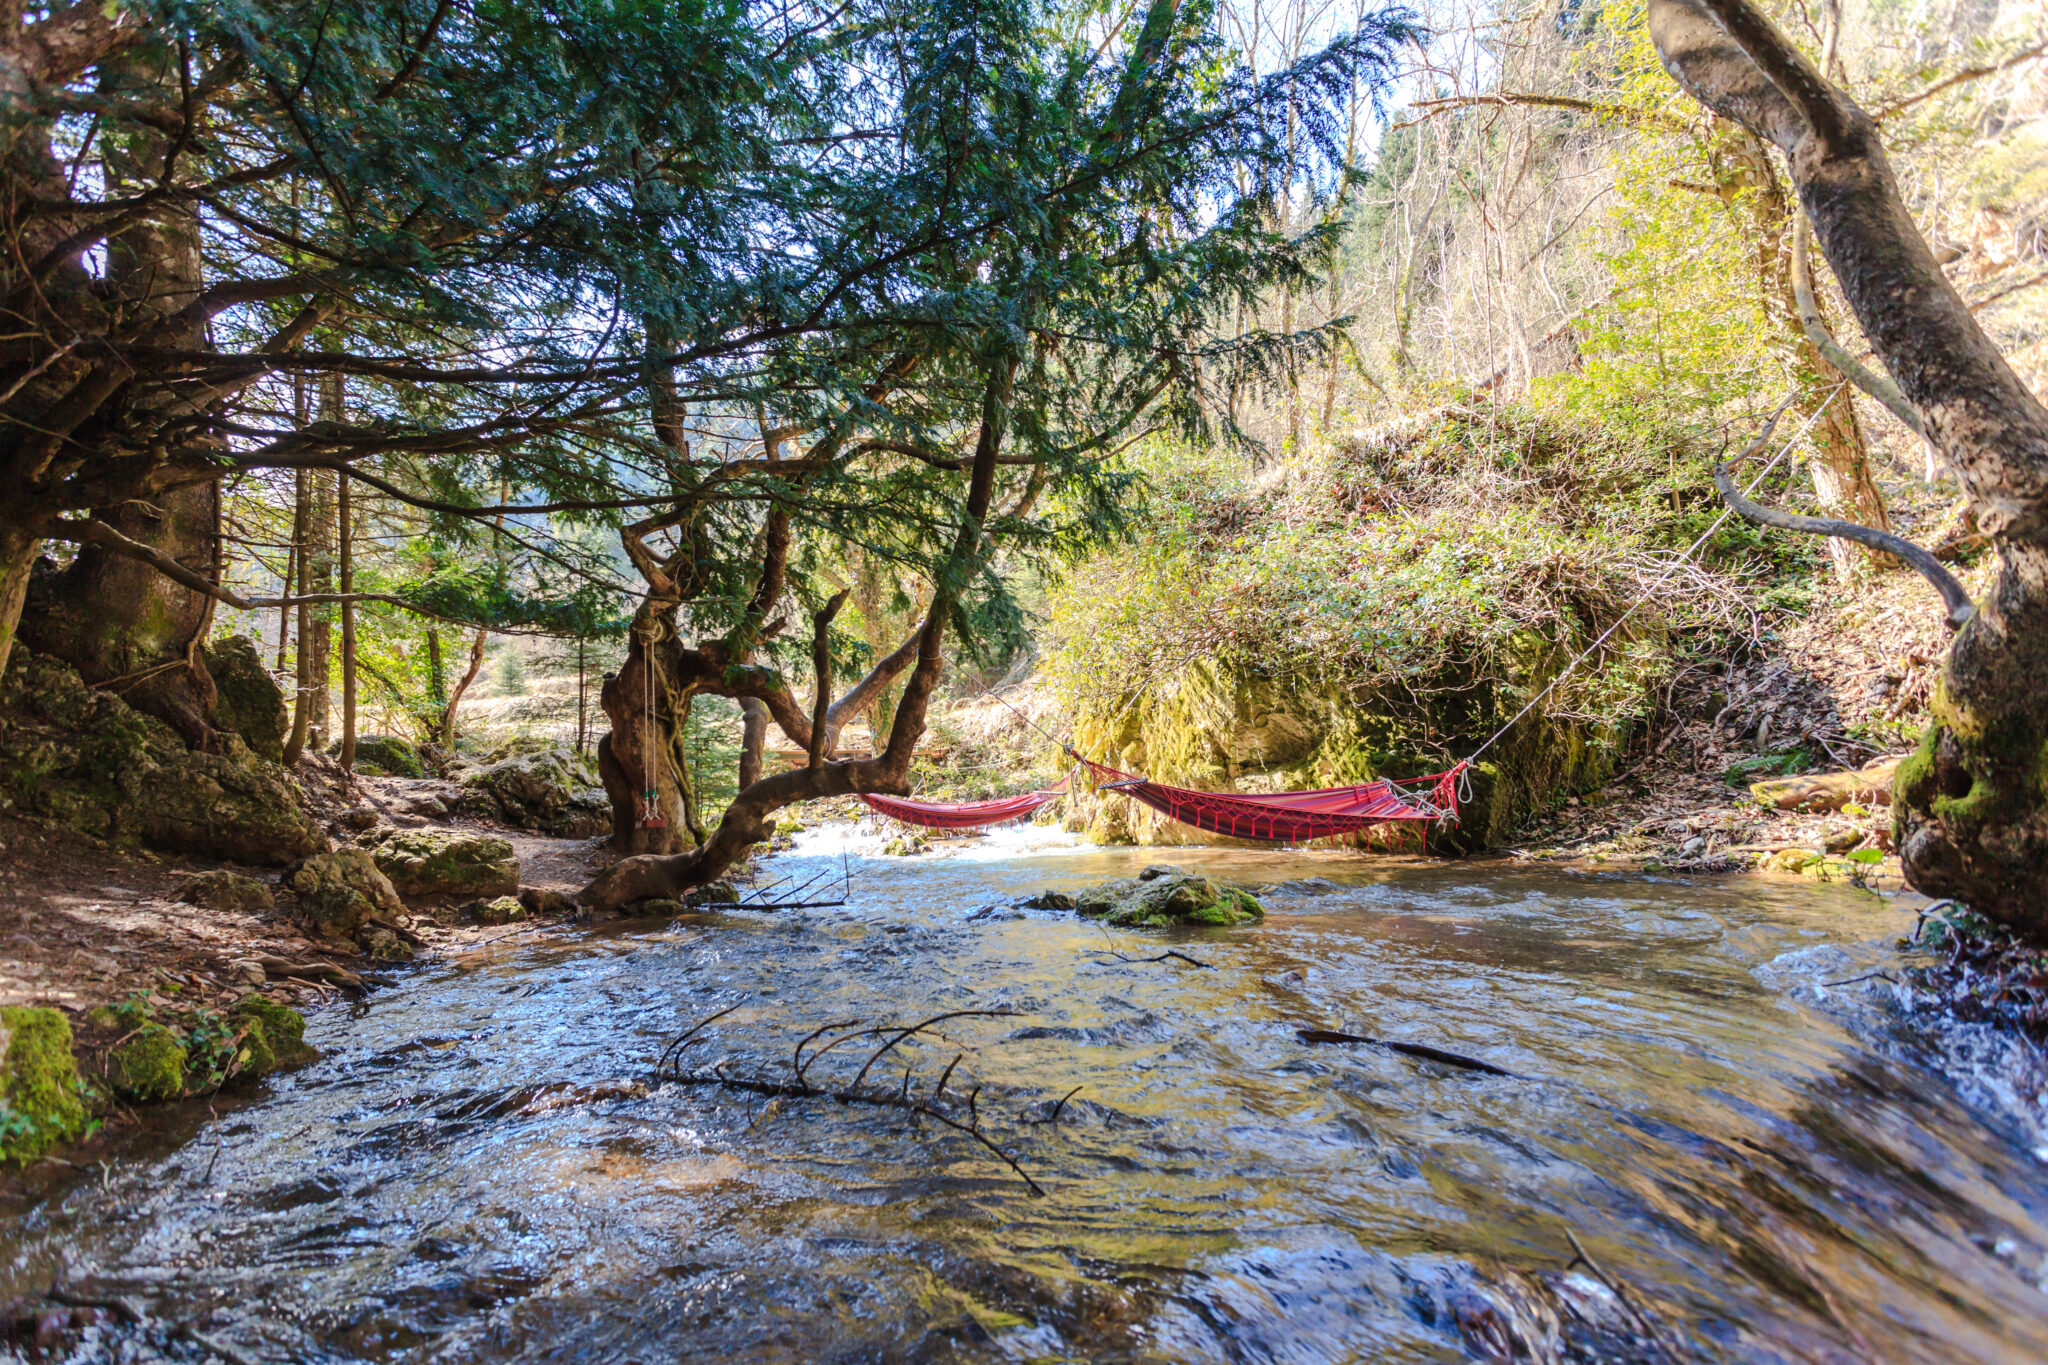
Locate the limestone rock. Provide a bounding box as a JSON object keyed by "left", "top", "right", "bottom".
{"left": 285, "top": 849, "right": 405, "bottom": 938}
{"left": 468, "top": 895, "right": 526, "bottom": 925}
{"left": 201, "top": 635, "right": 287, "bottom": 763}
{"left": 362, "top": 927, "right": 415, "bottom": 960}
{"left": 109, "top": 1023, "right": 187, "bottom": 1102}
{"left": 339, "top": 733, "right": 426, "bottom": 778}
{"left": 0, "top": 1007, "right": 89, "bottom": 1161}
{"left": 0, "top": 647, "right": 325, "bottom": 865}
{"left": 174, "top": 870, "right": 274, "bottom": 913}
{"left": 518, "top": 886, "right": 577, "bottom": 916}
{"left": 455, "top": 748, "right": 610, "bottom": 837}
{"left": 370, "top": 828, "right": 519, "bottom": 898}
{"left": 1052, "top": 864, "right": 1264, "bottom": 927}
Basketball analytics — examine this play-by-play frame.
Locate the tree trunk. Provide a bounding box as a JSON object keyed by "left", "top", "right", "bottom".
{"left": 0, "top": 525, "right": 41, "bottom": 683}
{"left": 339, "top": 469, "right": 357, "bottom": 773}
{"left": 304, "top": 469, "right": 336, "bottom": 749}
{"left": 1650, "top": 0, "right": 2048, "bottom": 933}
{"left": 597, "top": 614, "right": 688, "bottom": 854}
{"left": 281, "top": 467, "right": 313, "bottom": 765}
{"left": 439, "top": 628, "right": 487, "bottom": 748}
{"left": 20, "top": 483, "right": 221, "bottom": 744}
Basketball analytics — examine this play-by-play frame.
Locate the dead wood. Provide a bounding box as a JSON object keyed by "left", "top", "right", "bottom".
{"left": 1297, "top": 1028, "right": 1519, "bottom": 1077}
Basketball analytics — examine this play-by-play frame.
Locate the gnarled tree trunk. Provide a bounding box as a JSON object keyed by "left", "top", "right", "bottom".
{"left": 1650, "top": 0, "right": 2048, "bottom": 933}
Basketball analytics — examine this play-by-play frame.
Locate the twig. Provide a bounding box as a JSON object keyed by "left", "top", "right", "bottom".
{"left": 1820, "top": 971, "right": 1898, "bottom": 987}
{"left": 1094, "top": 950, "right": 1214, "bottom": 969}
{"left": 1297, "top": 1028, "right": 1519, "bottom": 1077}
{"left": 839, "top": 1009, "right": 1019, "bottom": 1098}
{"left": 46, "top": 1281, "right": 146, "bottom": 1325}
{"left": 792, "top": 1018, "right": 863, "bottom": 1086}
{"left": 657, "top": 1000, "right": 745, "bottom": 1076}
{"left": 1564, "top": 1228, "right": 1677, "bottom": 1357}
{"left": 1050, "top": 1085, "right": 1083, "bottom": 1123}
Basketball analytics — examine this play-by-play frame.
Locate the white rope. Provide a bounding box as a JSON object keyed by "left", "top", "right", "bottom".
{"left": 1461, "top": 387, "right": 1841, "bottom": 768}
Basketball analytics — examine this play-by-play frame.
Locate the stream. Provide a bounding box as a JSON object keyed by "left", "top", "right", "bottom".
{"left": 5, "top": 825, "right": 2047, "bottom": 1363}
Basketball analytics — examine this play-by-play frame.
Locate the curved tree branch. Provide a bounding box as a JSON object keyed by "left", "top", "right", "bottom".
{"left": 1789, "top": 212, "right": 1924, "bottom": 437}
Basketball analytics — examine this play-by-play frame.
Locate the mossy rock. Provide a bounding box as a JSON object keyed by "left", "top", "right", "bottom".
{"left": 455, "top": 748, "right": 610, "bottom": 838}
{"left": 881, "top": 834, "right": 929, "bottom": 856}
{"left": 0, "top": 1007, "right": 89, "bottom": 1161}
{"left": 108, "top": 1022, "right": 187, "bottom": 1102}
{"left": 202, "top": 635, "right": 288, "bottom": 763}
{"left": 0, "top": 647, "right": 324, "bottom": 865}
{"left": 370, "top": 828, "right": 519, "bottom": 898}
{"left": 467, "top": 895, "right": 526, "bottom": 925}
{"left": 1060, "top": 864, "right": 1264, "bottom": 928}
{"left": 337, "top": 733, "right": 425, "bottom": 779}
{"left": 285, "top": 849, "right": 405, "bottom": 938}
{"left": 683, "top": 880, "right": 740, "bottom": 906}
{"left": 230, "top": 995, "right": 312, "bottom": 1067}
{"left": 174, "top": 870, "right": 274, "bottom": 913}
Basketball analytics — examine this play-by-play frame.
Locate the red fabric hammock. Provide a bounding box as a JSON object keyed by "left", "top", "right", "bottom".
{"left": 1077, "top": 756, "right": 1467, "bottom": 843}
{"left": 862, "top": 774, "right": 1069, "bottom": 831}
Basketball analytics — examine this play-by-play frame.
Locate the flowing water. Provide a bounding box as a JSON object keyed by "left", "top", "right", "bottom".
{"left": 6, "top": 826, "right": 2047, "bottom": 1363}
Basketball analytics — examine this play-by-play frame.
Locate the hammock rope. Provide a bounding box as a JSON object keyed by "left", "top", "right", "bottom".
{"left": 857, "top": 395, "right": 1821, "bottom": 844}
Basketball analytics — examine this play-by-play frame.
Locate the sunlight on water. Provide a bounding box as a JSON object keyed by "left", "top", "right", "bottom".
{"left": 5, "top": 827, "right": 2043, "bottom": 1364}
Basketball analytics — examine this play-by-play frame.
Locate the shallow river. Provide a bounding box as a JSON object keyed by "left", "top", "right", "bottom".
{"left": 6, "top": 826, "right": 2048, "bottom": 1363}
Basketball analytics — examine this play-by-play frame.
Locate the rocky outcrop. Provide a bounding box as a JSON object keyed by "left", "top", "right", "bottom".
{"left": 368, "top": 828, "right": 519, "bottom": 898}
{"left": 284, "top": 849, "right": 405, "bottom": 939}
{"left": 0, "top": 647, "right": 326, "bottom": 865}
{"left": 455, "top": 747, "right": 609, "bottom": 837}
{"left": 1031, "top": 864, "right": 1264, "bottom": 927}
{"left": 201, "top": 634, "right": 288, "bottom": 762}
{"left": 340, "top": 733, "right": 426, "bottom": 778}
{"left": 175, "top": 870, "right": 274, "bottom": 912}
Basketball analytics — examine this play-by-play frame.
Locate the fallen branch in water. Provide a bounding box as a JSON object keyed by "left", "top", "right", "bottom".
{"left": 1094, "top": 950, "right": 1214, "bottom": 969}
{"left": 652, "top": 1003, "right": 1049, "bottom": 1193}
{"left": 1297, "top": 1028, "right": 1519, "bottom": 1077}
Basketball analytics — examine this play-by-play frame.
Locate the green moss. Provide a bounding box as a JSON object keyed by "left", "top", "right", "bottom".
{"left": 230, "top": 995, "right": 310, "bottom": 1066}
{"left": 109, "top": 1023, "right": 188, "bottom": 1102}
{"left": 1, "top": 1007, "right": 89, "bottom": 1161}
{"left": 232, "top": 1019, "right": 276, "bottom": 1079}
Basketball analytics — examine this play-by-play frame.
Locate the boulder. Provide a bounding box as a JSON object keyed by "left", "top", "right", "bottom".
{"left": 174, "top": 870, "right": 274, "bottom": 913}
{"left": 881, "top": 833, "right": 929, "bottom": 857}
{"left": 0, "top": 1007, "right": 89, "bottom": 1162}
{"left": 0, "top": 647, "right": 325, "bottom": 865}
{"left": 455, "top": 748, "right": 610, "bottom": 837}
{"left": 1052, "top": 863, "right": 1264, "bottom": 928}
{"left": 517, "top": 886, "right": 577, "bottom": 917}
{"left": 339, "top": 733, "right": 426, "bottom": 779}
{"left": 109, "top": 1023, "right": 187, "bottom": 1102}
{"left": 370, "top": 828, "right": 519, "bottom": 898}
{"left": 229, "top": 995, "right": 313, "bottom": 1068}
{"left": 361, "top": 927, "right": 415, "bottom": 961}
{"left": 201, "top": 635, "right": 288, "bottom": 763}
{"left": 284, "top": 849, "right": 405, "bottom": 938}
{"left": 467, "top": 895, "right": 526, "bottom": 925}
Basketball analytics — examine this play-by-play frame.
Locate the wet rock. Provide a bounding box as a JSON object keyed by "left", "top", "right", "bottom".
{"left": 0, "top": 1007, "right": 89, "bottom": 1161}
{"left": 1019, "top": 890, "right": 1076, "bottom": 910}
{"left": 230, "top": 995, "right": 313, "bottom": 1068}
{"left": 174, "top": 870, "right": 274, "bottom": 913}
{"left": 684, "top": 880, "right": 740, "bottom": 906}
{"left": 881, "top": 834, "right": 929, "bottom": 857}
{"left": 108, "top": 1023, "right": 187, "bottom": 1102}
{"left": 517, "top": 886, "right": 577, "bottom": 917}
{"left": 0, "top": 647, "right": 326, "bottom": 865}
{"left": 201, "top": 635, "right": 287, "bottom": 763}
{"left": 467, "top": 895, "right": 526, "bottom": 925}
{"left": 1054, "top": 864, "right": 1264, "bottom": 927}
{"left": 454, "top": 748, "right": 609, "bottom": 837}
{"left": 362, "top": 927, "right": 415, "bottom": 961}
{"left": 340, "top": 733, "right": 426, "bottom": 778}
{"left": 370, "top": 828, "right": 519, "bottom": 899}
{"left": 284, "top": 849, "right": 405, "bottom": 939}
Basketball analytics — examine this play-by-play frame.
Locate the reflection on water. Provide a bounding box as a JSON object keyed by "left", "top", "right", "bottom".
{"left": 5, "top": 822, "right": 2046, "bottom": 1363}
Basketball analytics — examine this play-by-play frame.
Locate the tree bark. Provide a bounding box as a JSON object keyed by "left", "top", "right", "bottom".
{"left": 339, "top": 462, "right": 357, "bottom": 773}
{"left": 1650, "top": 0, "right": 2048, "bottom": 933}
{"left": 439, "top": 628, "right": 487, "bottom": 748}
{"left": 281, "top": 466, "right": 314, "bottom": 766}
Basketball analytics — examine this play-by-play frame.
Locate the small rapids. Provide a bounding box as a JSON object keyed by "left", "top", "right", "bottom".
{"left": 5, "top": 823, "right": 2047, "bottom": 1362}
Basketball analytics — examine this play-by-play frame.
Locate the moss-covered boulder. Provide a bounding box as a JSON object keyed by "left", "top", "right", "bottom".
{"left": 230, "top": 995, "right": 312, "bottom": 1068}
{"left": 518, "top": 886, "right": 578, "bottom": 916}
{"left": 370, "top": 828, "right": 519, "bottom": 898}
{"left": 455, "top": 748, "right": 610, "bottom": 837}
{"left": 337, "top": 733, "right": 426, "bottom": 778}
{"left": 467, "top": 894, "right": 526, "bottom": 925}
{"left": 0, "top": 1007, "right": 89, "bottom": 1161}
{"left": 880, "top": 833, "right": 929, "bottom": 856}
{"left": 108, "top": 1022, "right": 187, "bottom": 1102}
{"left": 284, "top": 849, "right": 405, "bottom": 938}
{"left": 1058, "top": 864, "right": 1264, "bottom": 928}
{"left": 0, "top": 647, "right": 325, "bottom": 865}
{"left": 201, "top": 634, "right": 288, "bottom": 763}
{"left": 174, "top": 870, "right": 274, "bottom": 912}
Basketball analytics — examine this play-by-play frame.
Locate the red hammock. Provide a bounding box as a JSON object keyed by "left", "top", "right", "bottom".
{"left": 1077, "top": 756, "right": 1466, "bottom": 843}
{"left": 862, "top": 773, "right": 1070, "bottom": 831}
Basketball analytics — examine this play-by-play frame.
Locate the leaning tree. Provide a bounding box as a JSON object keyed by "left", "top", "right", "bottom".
{"left": 1647, "top": 0, "right": 2048, "bottom": 932}
{"left": 577, "top": 0, "right": 1419, "bottom": 906}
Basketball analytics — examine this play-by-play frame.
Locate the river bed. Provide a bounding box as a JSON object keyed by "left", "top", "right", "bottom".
{"left": 5, "top": 825, "right": 2046, "bottom": 1362}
